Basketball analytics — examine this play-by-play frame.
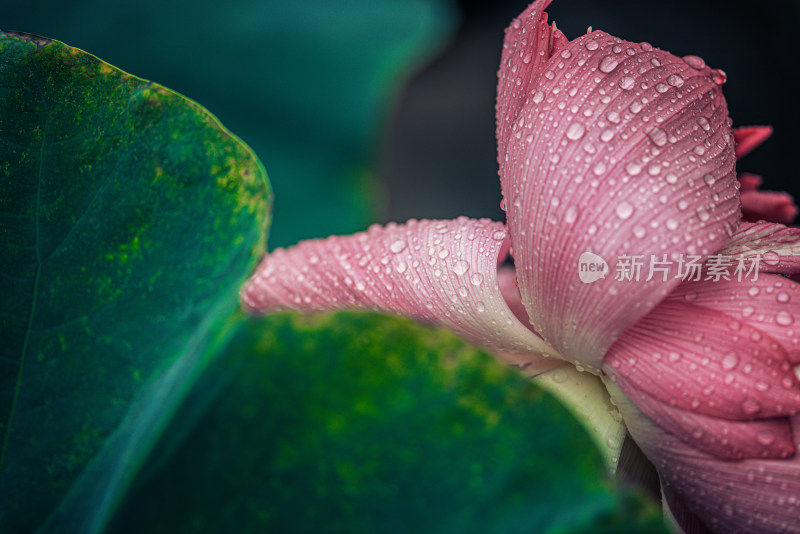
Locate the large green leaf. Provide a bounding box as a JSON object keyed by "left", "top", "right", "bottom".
{"left": 110, "top": 312, "right": 665, "bottom": 534}
{"left": 0, "top": 0, "right": 458, "bottom": 247}
{"left": 0, "top": 34, "right": 270, "bottom": 533}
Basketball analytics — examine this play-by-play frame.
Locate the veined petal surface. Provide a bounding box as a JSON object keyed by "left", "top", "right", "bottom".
{"left": 496, "top": 0, "right": 738, "bottom": 370}
{"left": 242, "top": 217, "right": 562, "bottom": 372}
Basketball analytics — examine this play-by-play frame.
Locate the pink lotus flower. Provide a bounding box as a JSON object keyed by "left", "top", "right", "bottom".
{"left": 241, "top": 1, "right": 800, "bottom": 531}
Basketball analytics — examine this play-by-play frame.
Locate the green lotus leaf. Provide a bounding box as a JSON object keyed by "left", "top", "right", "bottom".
{"left": 0, "top": 33, "right": 270, "bottom": 533}
{"left": 111, "top": 312, "right": 665, "bottom": 534}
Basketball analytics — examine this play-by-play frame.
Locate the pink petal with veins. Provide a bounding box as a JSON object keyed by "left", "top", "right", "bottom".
{"left": 496, "top": 0, "right": 568, "bottom": 163}
{"left": 497, "top": 265, "right": 534, "bottom": 331}
{"left": 742, "top": 190, "right": 799, "bottom": 224}
{"left": 739, "top": 172, "right": 762, "bottom": 192}
{"left": 604, "top": 300, "right": 800, "bottom": 421}
{"left": 716, "top": 222, "right": 800, "bottom": 276}
{"left": 607, "top": 382, "right": 800, "bottom": 534}
{"left": 668, "top": 275, "right": 800, "bottom": 361}
{"left": 606, "top": 380, "right": 795, "bottom": 459}
{"left": 496, "top": 1, "right": 738, "bottom": 370}
{"left": 241, "top": 217, "right": 562, "bottom": 374}
{"left": 734, "top": 126, "right": 772, "bottom": 159}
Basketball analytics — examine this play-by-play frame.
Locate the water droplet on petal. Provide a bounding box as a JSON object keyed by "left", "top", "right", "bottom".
{"left": 390, "top": 240, "right": 407, "bottom": 253}
{"left": 648, "top": 127, "right": 668, "bottom": 146}
{"left": 618, "top": 76, "right": 635, "bottom": 90}
{"left": 599, "top": 55, "right": 619, "bottom": 73}
{"left": 616, "top": 201, "right": 634, "bottom": 220}
{"left": 453, "top": 260, "right": 470, "bottom": 276}
{"left": 721, "top": 352, "right": 739, "bottom": 370}
{"left": 777, "top": 292, "right": 790, "bottom": 303}
{"left": 777, "top": 310, "right": 794, "bottom": 326}
{"left": 665, "top": 173, "right": 678, "bottom": 184}
{"left": 552, "top": 369, "right": 568, "bottom": 383}
{"left": 532, "top": 90, "right": 545, "bottom": 104}
{"left": 566, "top": 122, "right": 586, "bottom": 140}
{"left": 667, "top": 73, "right": 684, "bottom": 87}
{"left": 683, "top": 55, "right": 706, "bottom": 69}
{"left": 741, "top": 397, "right": 761, "bottom": 415}
{"left": 606, "top": 110, "right": 621, "bottom": 124}
{"left": 585, "top": 39, "right": 599, "bottom": 51}
{"left": 703, "top": 173, "right": 716, "bottom": 186}
{"left": 756, "top": 430, "right": 776, "bottom": 446}
{"left": 593, "top": 162, "right": 607, "bottom": 176}
{"left": 565, "top": 206, "right": 579, "bottom": 224}
{"left": 625, "top": 162, "right": 642, "bottom": 176}
{"left": 470, "top": 273, "right": 484, "bottom": 286}
{"left": 476, "top": 301, "right": 486, "bottom": 313}
{"left": 696, "top": 206, "right": 710, "bottom": 222}
{"left": 492, "top": 230, "right": 507, "bottom": 241}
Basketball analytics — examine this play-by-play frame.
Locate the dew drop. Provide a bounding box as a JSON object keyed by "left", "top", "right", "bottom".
{"left": 667, "top": 73, "right": 684, "bottom": 87}
{"left": 566, "top": 122, "right": 586, "bottom": 140}
{"left": 777, "top": 292, "right": 790, "bottom": 303}
{"left": 532, "top": 90, "right": 545, "bottom": 104}
{"left": 697, "top": 117, "right": 711, "bottom": 132}
{"left": 683, "top": 55, "right": 706, "bottom": 69}
{"left": 585, "top": 39, "right": 599, "bottom": 51}
{"left": 606, "top": 110, "right": 621, "bottom": 124}
{"left": 453, "top": 260, "right": 470, "bottom": 276}
{"left": 390, "top": 240, "right": 407, "bottom": 254}
{"left": 618, "top": 76, "right": 635, "bottom": 90}
{"left": 703, "top": 173, "right": 716, "bottom": 186}
{"left": 648, "top": 127, "right": 668, "bottom": 147}
{"left": 396, "top": 261, "right": 408, "bottom": 274}
{"left": 616, "top": 201, "right": 634, "bottom": 220}
{"left": 655, "top": 82, "right": 669, "bottom": 93}
{"left": 741, "top": 397, "right": 761, "bottom": 415}
{"left": 696, "top": 206, "right": 710, "bottom": 222}
{"left": 776, "top": 310, "right": 794, "bottom": 326}
{"left": 593, "top": 162, "right": 607, "bottom": 176}
{"left": 665, "top": 173, "right": 678, "bottom": 184}
{"left": 476, "top": 301, "right": 486, "bottom": 313}
{"left": 565, "top": 206, "right": 579, "bottom": 224}
{"left": 471, "top": 273, "right": 484, "bottom": 286}
{"left": 756, "top": 430, "right": 776, "bottom": 446}
{"left": 552, "top": 369, "right": 568, "bottom": 383}
{"left": 600, "top": 129, "right": 615, "bottom": 142}
{"left": 625, "top": 162, "right": 642, "bottom": 176}
{"left": 598, "top": 55, "right": 619, "bottom": 73}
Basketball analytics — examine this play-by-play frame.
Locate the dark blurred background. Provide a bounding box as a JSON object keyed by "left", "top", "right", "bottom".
{"left": 382, "top": 0, "right": 800, "bottom": 225}
{"left": 3, "top": 0, "right": 798, "bottom": 245}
